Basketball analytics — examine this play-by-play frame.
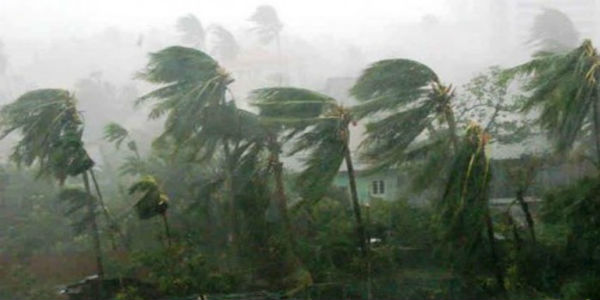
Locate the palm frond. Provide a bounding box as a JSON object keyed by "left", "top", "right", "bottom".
{"left": 351, "top": 59, "right": 439, "bottom": 118}
{"left": 0, "top": 89, "right": 94, "bottom": 183}
{"left": 129, "top": 175, "right": 168, "bottom": 220}
{"left": 176, "top": 14, "right": 206, "bottom": 49}
{"left": 250, "top": 87, "right": 335, "bottom": 140}
{"left": 528, "top": 8, "right": 579, "bottom": 55}
{"left": 506, "top": 40, "right": 600, "bottom": 153}
{"left": 103, "top": 122, "right": 129, "bottom": 149}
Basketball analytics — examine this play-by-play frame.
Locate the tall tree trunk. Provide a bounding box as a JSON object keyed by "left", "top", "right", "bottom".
{"left": 89, "top": 169, "right": 127, "bottom": 250}
{"left": 343, "top": 144, "right": 368, "bottom": 257}
{"left": 161, "top": 212, "right": 172, "bottom": 247}
{"left": 516, "top": 189, "right": 536, "bottom": 243}
{"left": 593, "top": 98, "right": 600, "bottom": 168}
{"left": 484, "top": 208, "right": 505, "bottom": 292}
{"left": 223, "top": 141, "right": 238, "bottom": 247}
{"left": 82, "top": 171, "right": 104, "bottom": 300}
{"left": 272, "top": 151, "right": 292, "bottom": 238}
{"left": 445, "top": 108, "right": 459, "bottom": 151}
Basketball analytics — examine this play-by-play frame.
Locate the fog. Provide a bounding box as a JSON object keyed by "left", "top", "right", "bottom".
{"left": 3, "top": 1, "right": 600, "bottom": 300}
{"left": 0, "top": 0, "right": 570, "bottom": 158}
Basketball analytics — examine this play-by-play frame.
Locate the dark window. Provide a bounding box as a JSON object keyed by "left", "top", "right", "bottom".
{"left": 372, "top": 180, "right": 385, "bottom": 195}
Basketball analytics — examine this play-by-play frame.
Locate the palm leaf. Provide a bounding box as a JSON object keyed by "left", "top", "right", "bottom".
{"left": 129, "top": 175, "right": 168, "bottom": 220}
{"left": 0, "top": 89, "right": 94, "bottom": 183}
{"left": 176, "top": 14, "right": 206, "bottom": 49}
{"left": 103, "top": 122, "right": 129, "bottom": 149}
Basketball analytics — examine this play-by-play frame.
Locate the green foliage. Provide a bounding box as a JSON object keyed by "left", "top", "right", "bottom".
{"left": 130, "top": 245, "right": 240, "bottom": 296}
{"left": 506, "top": 40, "right": 600, "bottom": 155}
{"left": 458, "top": 66, "right": 536, "bottom": 146}
{"left": 0, "top": 89, "right": 94, "bottom": 183}
{"left": 351, "top": 59, "right": 456, "bottom": 172}
{"left": 250, "top": 87, "right": 345, "bottom": 203}
{"left": 434, "top": 124, "right": 494, "bottom": 281}
{"left": 128, "top": 176, "right": 168, "bottom": 220}
{"left": 58, "top": 188, "right": 97, "bottom": 235}
{"left": 104, "top": 122, "right": 129, "bottom": 150}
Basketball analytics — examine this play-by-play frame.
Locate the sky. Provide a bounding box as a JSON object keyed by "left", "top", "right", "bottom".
{"left": 0, "top": 0, "right": 449, "bottom": 40}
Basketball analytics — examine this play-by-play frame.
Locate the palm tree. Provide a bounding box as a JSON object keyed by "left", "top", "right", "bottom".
{"left": 208, "top": 25, "right": 240, "bottom": 62}
{"left": 0, "top": 89, "right": 105, "bottom": 285}
{"left": 176, "top": 14, "right": 206, "bottom": 50}
{"left": 250, "top": 87, "right": 330, "bottom": 232}
{"left": 250, "top": 87, "right": 368, "bottom": 256}
{"left": 128, "top": 175, "right": 171, "bottom": 246}
{"left": 137, "top": 46, "right": 261, "bottom": 246}
{"left": 528, "top": 8, "right": 579, "bottom": 55}
{"left": 437, "top": 122, "right": 504, "bottom": 291}
{"left": 249, "top": 5, "right": 284, "bottom": 84}
{"left": 351, "top": 59, "right": 459, "bottom": 173}
{"left": 506, "top": 40, "right": 600, "bottom": 167}
{"left": 249, "top": 5, "right": 283, "bottom": 45}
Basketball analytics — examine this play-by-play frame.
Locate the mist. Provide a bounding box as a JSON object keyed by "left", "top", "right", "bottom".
{"left": 2, "top": 1, "right": 600, "bottom": 299}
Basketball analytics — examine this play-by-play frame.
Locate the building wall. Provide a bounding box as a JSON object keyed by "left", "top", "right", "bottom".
{"left": 333, "top": 169, "right": 404, "bottom": 204}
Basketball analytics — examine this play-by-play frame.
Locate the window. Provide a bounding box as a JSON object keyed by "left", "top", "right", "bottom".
{"left": 372, "top": 180, "right": 385, "bottom": 195}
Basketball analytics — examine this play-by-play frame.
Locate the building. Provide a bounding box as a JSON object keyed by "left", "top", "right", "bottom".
{"left": 333, "top": 157, "right": 596, "bottom": 209}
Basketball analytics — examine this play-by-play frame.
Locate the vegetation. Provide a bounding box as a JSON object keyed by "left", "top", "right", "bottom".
{"left": 2, "top": 6, "right": 600, "bottom": 300}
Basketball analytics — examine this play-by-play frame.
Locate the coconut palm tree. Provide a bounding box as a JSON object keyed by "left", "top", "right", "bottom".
{"left": 437, "top": 122, "right": 504, "bottom": 291}
{"left": 128, "top": 175, "right": 171, "bottom": 246}
{"left": 250, "top": 87, "right": 368, "bottom": 256}
{"left": 250, "top": 87, "right": 331, "bottom": 232}
{"left": 208, "top": 25, "right": 239, "bottom": 62}
{"left": 249, "top": 5, "right": 283, "bottom": 45}
{"left": 176, "top": 14, "right": 206, "bottom": 50}
{"left": 0, "top": 89, "right": 105, "bottom": 285}
{"left": 528, "top": 8, "right": 579, "bottom": 55}
{"left": 137, "top": 46, "right": 263, "bottom": 246}
{"left": 249, "top": 5, "right": 284, "bottom": 84}
{"left": 507, "top": 40, "right": 600, "bottom": 167}
{"left": 351, "top": 59, "right": 459, "bottom": 173}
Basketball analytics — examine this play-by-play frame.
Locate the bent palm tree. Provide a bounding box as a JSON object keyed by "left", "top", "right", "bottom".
{"left": 129, "top": 175, "right": 171, "bottom": 247}
{"left": 176, "top": 14, "right": 206, "bottom": 50}
{"left": 249, "top": 5, "right": 284, "bottom": 84}
{"left": 0, "top": 89, "right": 105, "bottom": 286}
{"left": 208, "top": 25, "right": 239, "bottom": 62}
{"left": 138, "top": 46, "right": 258, "bottom": 246}
{"left": 506, "top": 40, "right": 600, "bottom": 167}
{"left": 251, "top": 87, "right": 368, "bottom": 256}
{"left": 528, "top": 8, "right": 579, "bottom": 55}
{"left": 437, "top": 122, "right": 504, "bottom": 290}
{"left": 351, "top": 59, "right": 458, "bottom": 173}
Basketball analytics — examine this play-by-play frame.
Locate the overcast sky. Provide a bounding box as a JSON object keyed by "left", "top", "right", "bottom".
{"left": 0, "top": 0, "right": 449, "bottom": 39}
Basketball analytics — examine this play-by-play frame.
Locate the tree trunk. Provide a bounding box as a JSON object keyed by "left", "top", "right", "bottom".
{"left": 445, "top": 108, "right": 459, "bottom": 151}
{"left": 272, "top": 152, "right": 292, "bottom": 238}
{"left": 162, "top": 212, "right": 172, "bottom": 247}
{"left": 484, "top": 209, "right": 505, "bottom": 292}
{"left": 89, "top": 169, "right": 127, "bottom": 250}
{"left": 516, "top": 189, "right": 536, "bottom": 243}
{"left": 223, "top": 141, "right": 238, "bottom": 244}
{"left": 82, "top": 171, "right": 104, "bottom": 300}
{"left": 343, "top": 144, "right": 368, "bottom": 257}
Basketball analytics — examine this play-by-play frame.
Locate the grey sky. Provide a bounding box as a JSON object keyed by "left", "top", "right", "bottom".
{"left": 0, "top": 0, "right": 448, "bottom": 39}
